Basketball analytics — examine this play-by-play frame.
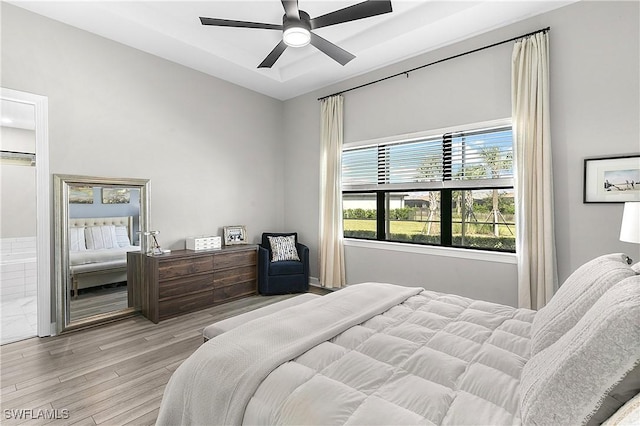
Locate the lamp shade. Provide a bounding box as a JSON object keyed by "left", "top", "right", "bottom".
{"left": 620, "top": 202, "right": 640, "bottom": 244}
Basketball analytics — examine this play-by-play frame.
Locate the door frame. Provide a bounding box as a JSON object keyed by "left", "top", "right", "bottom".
{"left": 1, "top": 87, "right": 52, "bottom": 337}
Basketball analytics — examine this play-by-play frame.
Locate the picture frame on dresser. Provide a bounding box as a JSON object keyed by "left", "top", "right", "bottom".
{"left": 584, "top": 154, "right": 640, "bottom": 203}
{"left": 223, "top": 225, "right": 247, "bottom": 245}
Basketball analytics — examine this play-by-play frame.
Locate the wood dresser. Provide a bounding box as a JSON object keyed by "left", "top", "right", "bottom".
{"left": 127, "top": 245, "right": 257, "bottom": 323}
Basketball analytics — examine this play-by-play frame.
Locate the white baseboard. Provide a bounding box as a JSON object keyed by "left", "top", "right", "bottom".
{"left": 38, "top": 322, "right": 56, "bottom": 338}
{"left": 309, "top": 277, "right": 341, "bottom": 292}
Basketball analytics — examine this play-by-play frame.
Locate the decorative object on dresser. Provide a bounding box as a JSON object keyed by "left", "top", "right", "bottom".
{"left": 186, "top": 235, "right": 222, "bottom": 251}
{"left": 128, "top": 245, "right": 257, "bottom": 323}
{"left": 140, "top": 230, "right": 163, "bottom": 255}
{"left": 223, "top": 225, "right": 247, "bottom": 245}
{"left": 258, "top": 232, "right": 309, "bottom": 295}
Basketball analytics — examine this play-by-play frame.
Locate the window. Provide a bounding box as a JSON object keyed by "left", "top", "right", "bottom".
{"left": 342, "top": 122, "right": 515, "bottom": 252}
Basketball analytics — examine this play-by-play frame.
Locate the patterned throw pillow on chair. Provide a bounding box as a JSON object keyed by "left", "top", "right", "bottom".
{"left": 268, "top": 235, "right": 300, "bottom": 262}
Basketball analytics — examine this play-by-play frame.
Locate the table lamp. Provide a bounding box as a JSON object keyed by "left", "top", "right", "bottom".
{"left": 620, "top": 202, "right": 640, "bottom": 265}
{"left": 620, "top": 202, "right": 640, "bottom": 244}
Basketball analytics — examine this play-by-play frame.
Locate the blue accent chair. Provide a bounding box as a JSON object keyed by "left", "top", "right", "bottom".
{"left": 258, "top": 232, "right": 309, "bottom": 295}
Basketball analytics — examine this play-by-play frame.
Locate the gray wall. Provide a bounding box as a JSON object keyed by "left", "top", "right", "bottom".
{"left": 547, "top": 1, "right": 640, "bottom": 279}
{"left": 282, "top": 1, "right": 640, "bottom": 306}
{"left": 1, "top": 3, "right": 285, "bottom": 251}
{"left": 2, "top": 2, "right": 638, "bottom": 309}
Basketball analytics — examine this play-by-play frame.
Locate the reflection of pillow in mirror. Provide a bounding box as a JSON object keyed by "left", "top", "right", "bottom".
{"left": 85, "top": 225, "right": 118, "bottom": 250}
{"left": 115, "top": 226, "right": 131, "bottom": 247}
{"left": 69, "top": 227, "right": 86, "bottom": 252}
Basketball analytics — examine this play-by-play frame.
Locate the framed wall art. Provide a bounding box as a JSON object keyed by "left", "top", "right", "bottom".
{"left": 102, "top": 188, "right": 131, "bottom": 204}
{"left": 584, "top": 155, "right": 640, "bottom": 203}
{"left": 223, "top": 225, "right": 247, "bottom": 245}
{"left": 69, "top": 185, "right": 94, "bottom": 204}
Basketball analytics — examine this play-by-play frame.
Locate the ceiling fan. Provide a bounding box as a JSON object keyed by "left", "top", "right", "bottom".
{"left": 200, "top": 0, "right": 393, "bottom": 68}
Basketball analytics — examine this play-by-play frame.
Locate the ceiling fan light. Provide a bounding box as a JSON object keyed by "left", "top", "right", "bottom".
{"left": 283, "top": 26, "right": 310, "bottom": 47}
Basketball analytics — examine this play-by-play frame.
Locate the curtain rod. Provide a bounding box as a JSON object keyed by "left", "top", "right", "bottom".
{"left": 318, "top": 26, "right": 550, "bottom": 101}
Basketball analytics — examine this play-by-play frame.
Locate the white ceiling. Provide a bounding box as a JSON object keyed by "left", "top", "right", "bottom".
{"left": 8, "top": 1, "right": 574, "bottom": 100}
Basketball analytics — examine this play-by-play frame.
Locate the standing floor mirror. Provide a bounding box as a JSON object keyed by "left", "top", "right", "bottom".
{"left": 54, "top": 174, "right": 149, "bottom": 333}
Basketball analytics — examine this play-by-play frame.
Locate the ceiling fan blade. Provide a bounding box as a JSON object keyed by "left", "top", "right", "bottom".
{"left": 200, "top": 17, "right": 282, "bottom": 30}
{"left": 310, "top": 0, "right": 392, "bottom": 29}
{"left": 310, "top": 32, "right": 355, "bottom": 66}
{"left": 258, "top": 40, "right": 288, "bottom": 68}
{"left": 281, "top": 0, "right": 300, "bottom": 20}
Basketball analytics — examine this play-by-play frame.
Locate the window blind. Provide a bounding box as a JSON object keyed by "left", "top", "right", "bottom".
{"left": 343, "top": 125, "right": 513, "bottom": 191}
{"left": 447, "top": 127, "right": 513, "bottom": 181}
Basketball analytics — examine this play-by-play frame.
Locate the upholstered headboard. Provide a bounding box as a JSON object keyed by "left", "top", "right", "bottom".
{"left": 69, "top": 216, "right": 134, "bottom": 242}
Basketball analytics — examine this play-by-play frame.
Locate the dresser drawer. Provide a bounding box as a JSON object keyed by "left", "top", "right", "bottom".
{"left": 159, "top": 290, "right": 213, "bottom": 320}
{"left": 213, "top": 280, "right": 256, "bottom": 302}
{"left": 158, "top": 256, "right": 214, "bottom": 280}
{"left": 213, "top": 265, "right": 256, "bottom": 289}
{"left": 135, "top": 248, "right": 258, "bottom": 323}
{"left": 158, "top": 273, "right": 214, "bottom": 299}
{"left": 213, "top": 250, "right": 256, "bottom": 270}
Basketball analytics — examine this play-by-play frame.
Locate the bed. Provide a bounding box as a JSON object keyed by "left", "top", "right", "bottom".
{"left": 157, "top": 253, "right": 640, "bottom": 425}
{"left": 68, "top": 216, "right": 140, "bottom": 297}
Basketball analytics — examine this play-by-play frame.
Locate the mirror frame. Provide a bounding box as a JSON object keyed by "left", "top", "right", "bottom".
{"left": 54, "top": 174, "right": 149, "bottom": 333}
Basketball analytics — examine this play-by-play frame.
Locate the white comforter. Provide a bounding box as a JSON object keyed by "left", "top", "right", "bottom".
{"left": 157, "top": 283, "right": 536, "bottom": 425}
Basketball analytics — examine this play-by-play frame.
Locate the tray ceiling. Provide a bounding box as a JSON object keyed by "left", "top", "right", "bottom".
{"left": 8, "top": 1, "right": 574, "bottom": 100}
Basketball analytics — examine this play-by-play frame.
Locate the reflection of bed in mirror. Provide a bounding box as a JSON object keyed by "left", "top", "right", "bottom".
{"left": 68, "top": 216, "right": 140, "bottom": 298}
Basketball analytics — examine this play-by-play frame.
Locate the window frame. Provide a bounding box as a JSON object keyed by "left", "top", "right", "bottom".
{"left": 342, "top": 119, "right": 515, "bottom": 253}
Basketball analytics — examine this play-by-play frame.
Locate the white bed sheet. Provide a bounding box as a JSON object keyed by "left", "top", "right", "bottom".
{"left": 69, "top": 245, "right": 139, "bottom": 266}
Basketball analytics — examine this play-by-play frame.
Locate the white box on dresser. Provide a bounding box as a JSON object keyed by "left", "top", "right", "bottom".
{"left": 186, "top": 236, "right": 222, "bottom": 251}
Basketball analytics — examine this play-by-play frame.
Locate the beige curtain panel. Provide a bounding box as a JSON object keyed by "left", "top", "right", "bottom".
{"left": 512, "top": 31, "right": 558, "bottom": 310}
{"left": 319, "top": 95, "right": 346, "bottom": 288}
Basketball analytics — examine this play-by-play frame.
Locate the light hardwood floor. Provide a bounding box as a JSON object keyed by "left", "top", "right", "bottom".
{"left": 70, "top": 286, "right": 128, "bottom": 322}
{"left": 0, "top": 291, "right": 327, "bottom": 425}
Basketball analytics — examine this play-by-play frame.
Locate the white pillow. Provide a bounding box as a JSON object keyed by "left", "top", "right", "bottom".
{"left": 114, "top": 225, "right": 131, "bottom": 247}
{"left": 520, "top": 275, "right": 640, "bottom": 426}
{"left": 268, "top": 235, "right": 300, "bottom": 262}
{"left": 85, "top": 225, "right": 118, "bottom": 250}
{"left": 69, "top": 227, "right": 86, "bottom": 252}
{"left": 530, "top": 253, "right": 635, "bottom": 355}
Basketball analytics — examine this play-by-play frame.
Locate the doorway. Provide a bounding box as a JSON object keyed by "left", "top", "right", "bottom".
{"left": 0, "top": 88, "right": 50, "bottom": 344}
